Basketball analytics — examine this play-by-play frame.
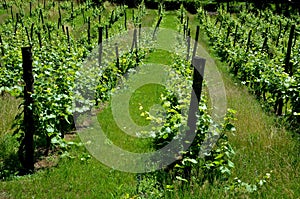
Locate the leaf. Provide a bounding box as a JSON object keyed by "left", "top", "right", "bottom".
{"left": 175, "top": 176, "right": 188, "bottom": 182}
{"left": 228, "top": 160, "right": 234, "bottom": 168}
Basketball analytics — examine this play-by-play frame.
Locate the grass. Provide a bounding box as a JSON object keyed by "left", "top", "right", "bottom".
{"left": 0, "top": 94, "right": 20, "bottom": 136}
{"left": 1, "top": 4, "right": 300, "bottom": 199}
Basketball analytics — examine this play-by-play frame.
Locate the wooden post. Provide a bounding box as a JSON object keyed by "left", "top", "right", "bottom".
{"left": 39, "top": 9, "right": 44, "bottom": 24}
{"left": 192, "top": 26, "right": 200, "bottom": 59}
{"left": 14, "top": 19, "right": 18, "bottom": 35}
{"left": 87, "top": 17, "right": 91, "bottom": 44}
{"left": 66, "top": 26, "right": 70, "bottom": 44}
{"left": 3, "top": 0, "right": 7, "bottom": 9}
{"left": 11, "top": 6, "right": 14, "bottom": 21}
{"left": 262, "top": 36, "right": 268, "bottom": 52}
{"left": 226, "top": 25, "right": 231, "bottom": 41}
{"left": 25, "top": 26, "right": 31, "bottom": 45}
{"left": 30, "top": 23, "right": 34, "bottom": 42}
{"left": 180, "top": 6, "right": 183, "bottom": 24}
{"left": 37, "top": 31, "right": 42, "bottom": 48}
{"left": 183, "top": 21, "right": 186, "bottom": 38}
{"left": 58, "top": 6, "right": 61, "bottom": 20}
{"left": 66, "top": 26, "right": 70, "bottom": 52}
{"left": 124, "top": 9, "right": 127, "bottom": 30}
{"left": 153, "top": 16, "right": 163, "bottom": 39}
{"left": 293, "top": 31, "right": 297, "bottom": 48}
{"left": 0, "top": 35, "right": 4, "bottom": 56}
{"left": 276, "top": 20, "right": 282, "bottom": 47}
{"left": 21, "top": 47, "right": 35, "bottom": 173}
{"left": 186, "top": 17, "right": 189, "bottom": 35}
{"left": 132, "top": 10, "right": 135, "bottom": 23}
{"left": 285, "top": 24, "right": 295, "bottom": 76}
{"left": 233, "top": 25, "right": 238, "bottom": 47}
{"left": 43, "top": 0, "right": 46, "bottom": 9}
{"left": 57, "top": 17, "right": 61, "bottom": 30}
{"left": 131, "top": 28, "right": 137, "bottom": 52}
{"left": 98, "top": 27, "right": 103, "bottom": 67}
{"left": 186, "top": 28, "right": 191, "bottom": 61}
{"left": 115, "top": 43, "right": 119, "bottom": 69}
{"left": 184, "top": 56, "right": 206, "bottom": 179}
{"left": 105, "top": 24, "right": 108, "bottom": 41}
{"left": 246, "top": 29, "right": 252, "bottom": 53}
{"left": 109, "top": 10, "right": 114, "bottom": 27}
{"left": 138, "top": 23, "right": 141, "bottom": 41}
{"left": 60, "top": 23, "right": 64, "bottom": 34}
{"left": 16, "top": 13, "right": 19, "bottom": 23}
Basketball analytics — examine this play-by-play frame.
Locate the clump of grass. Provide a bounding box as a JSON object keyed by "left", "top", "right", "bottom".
{"left": 0, "top": 93, "right": 20, "bottom": 136}
{"left": 0, "top": 94, "right": 22, "bottom": 180}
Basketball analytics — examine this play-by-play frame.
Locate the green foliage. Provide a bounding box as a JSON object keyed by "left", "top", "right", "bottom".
{"left": 0, "top": 0, "right": 147, "bottom": 172}
{"left": 197, "top": 5, "right": 300, "bottom": 131}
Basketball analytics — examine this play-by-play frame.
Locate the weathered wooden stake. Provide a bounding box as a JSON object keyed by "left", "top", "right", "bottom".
{"left": 115, "top": 43, "right": 119, "bottom": 69}
{"left": 132, "top": 10, "right": 135, "bottom": 23}
{"left": 57, "top": 17, "right": 61, "bottom": 30}
{"left": 246, "top": 29, "right": 252, "bottom": 52}
{"left": 105, "top": 25, "right": 108, "bottom": 41}
{"left": 192, "top": 26, "right": 200, "bottom": 59}
{"left": 98, "top": 27, "right": 103, "bottom": 67}
{"left": 11, "top": 6, "right": 14, "bottom": 21}
{"left": 124, "top": 9, "right": 127, "bottom": 30}
{"left": 186, "top": 29, "right": 191, "bottom": 61}
{"left": 87, "top": 17, "right": 91, "bottom": 44}
{"left": 39, "top": 9, "right": 44, "bottom": 25}
{"left": 58, "top": 6, "right": 61, "bottom": 19}
{"left": 30, "top": 23, "right": 34, "bottom": 41}
{"left": 138, "top": 23, "right": 141, "bottom": 41}
{"left": 21, "top": 47, "right": 35, "bottom": 173}
{"left": 66, "top": 26, "right": 70, "bottom": 52}
{"left": 226, "top": 25, "right": 231, "bottom": 41}
{"left": 233, "top": 25, "right": 238, "bottom": 47}
{"left": 25, "top": 26, "right": 31, "bottom": 45}
{"left": 0, "top": 35, "right": 4, "bottom": 56}
{"left": 131, "top": 28, "right": 137, "bottom": 52}
{"left": 14, "top": 19, "right": 18, "bottom": 35}
{"left": 109, "top": 10, "right": 114, "bottom": 27}
{"left": 37, "top": 31, "right": 42, "bottom": 48}
{"left": 285, "top": 24, "right": 295, "bottom": 76}
{"left": 153, "top": 16, "right": 163, "bottom": 39}
{"left": 184, "top": 56, "right": 206, "bottom": 179}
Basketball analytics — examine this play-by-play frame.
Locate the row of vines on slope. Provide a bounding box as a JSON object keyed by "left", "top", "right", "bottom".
{"left": 131, "top": 7, "right": 271, "bottom": 198}
{"left": 198, "top": 5, "right": 300, "bottom": 131}
{"left": 0, "top": 0, "right": 146, "bottom": 175}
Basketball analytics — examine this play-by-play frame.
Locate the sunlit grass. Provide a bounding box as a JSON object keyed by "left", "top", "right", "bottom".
{"left": 0, "top": 94, "right": 20, "bottom": 136}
